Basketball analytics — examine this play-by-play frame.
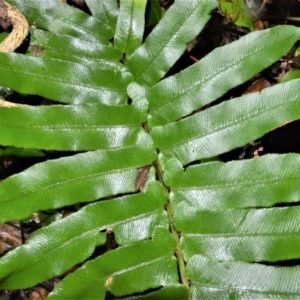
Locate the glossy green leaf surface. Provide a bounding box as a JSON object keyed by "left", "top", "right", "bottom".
{"left": 178, "top": 206, "right": 300, "bottom": 261}
{"left": 114, "top": 0, "right": 147, "bottom": 57}
{"left": 126, "top": 0, "right": 217, "bottom": 86}
{"left": 49, "top": 228, "right": 176, "bottom": 299}
{"left": 164, "top": 154, "right": 300, "bottom": 210}
{"left": 146, "top": 0, "right": 163, "bottom": 25}
{"left": 7, "top": 0, "right": 112, "bottom": 42}
{"left": 152, "top": 78, "right": 300, "bottom": 165}
{"left": 0, "top": 227, "right": 99, "bottom": 290}
{"left": 0, "top": 146, "right": 44, "bottom": 158}
{"left": 281, "top": 69, "right": 300, "bottom": 83}
{"left": 0, "top": 141, "right": 156, "bottom": 223}
{"left": 187, "top": 255, "right": 300, "bottom": 299}
{"left": 85, "top": 0, "right": 119, "bottom": 33}
{"left": 147, "top": 25, "right": 300, "bottom": 127}
{"left": 29, "top": 29, "right": 122, "bottom": 62}
{"left": 0, "top": 103, "right": 145, "bottom": 150}
{"left": 0, "top": 182, "right": 167, "bottom": 289}
{"left": 104, "top": 167, "right": 169, "bottom": 246}
{"left": 218, "top": 0, "right": 255, "bottom": 31}
{"left": 0, "top": 53, "right": 133, "bottom": 104}
{"left": 114, "top": 211, "right": 168, "bottom": 245}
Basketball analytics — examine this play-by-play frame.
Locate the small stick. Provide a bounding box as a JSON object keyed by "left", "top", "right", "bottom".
{"left": 0, "top": 1, "right": 29, "bottom": 52}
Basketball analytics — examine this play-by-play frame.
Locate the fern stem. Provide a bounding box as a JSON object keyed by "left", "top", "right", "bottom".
{"left": 154, "top": 160, "right": 189, "bottom": 289}
{"left": 144, "top": 123, "right": 190, "bottom": 295}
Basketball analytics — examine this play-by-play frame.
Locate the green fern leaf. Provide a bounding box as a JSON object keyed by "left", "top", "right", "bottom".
{"left": 164, "top": 154, "right": 300, "bottom": 210}
{"left": 8, "top": 0, "right": 112, "bottom": 41}
{"left": 29, "top": 29, "right": 122, "bottom": 62}
{"left": 85, "top": 0, "right": 119, "bottom": 33}
{"left": 126, "top": 0, "right": 217, "bottom": 86}
{"left": 147, "top": 25, "right": 300, "bottom": 127}
{"left": 180, "top": 205, "right": 300, "bottom": 262}
{"left": 0, "top": 141, "right": 156, "bottom": 223}
{"left": 0, "top": 183, "right": 168, "bottom": 289}
{"left": 146, "top": 0, "right": 163, "bottom": 26}
{"left": 0, "top": 103, "right": 146, "bottom": 150}
{"left": 114, "top": 0, "right": 147, "bottom": 57}
{"left": 151, "top": 79, "right": 300, "bottom": 164}
{"left": 0, "top": 53, "right": 133, "bottom": 104}
{"left": 187, "top": 255, "right": 300, "bottom": 298}
{"left": 48, "top": 228, "right": 176, "bottom": 299}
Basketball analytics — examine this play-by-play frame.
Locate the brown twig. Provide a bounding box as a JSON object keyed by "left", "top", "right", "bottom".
{"left": 0, "top": 0, "right": 29, "bottom": 52}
